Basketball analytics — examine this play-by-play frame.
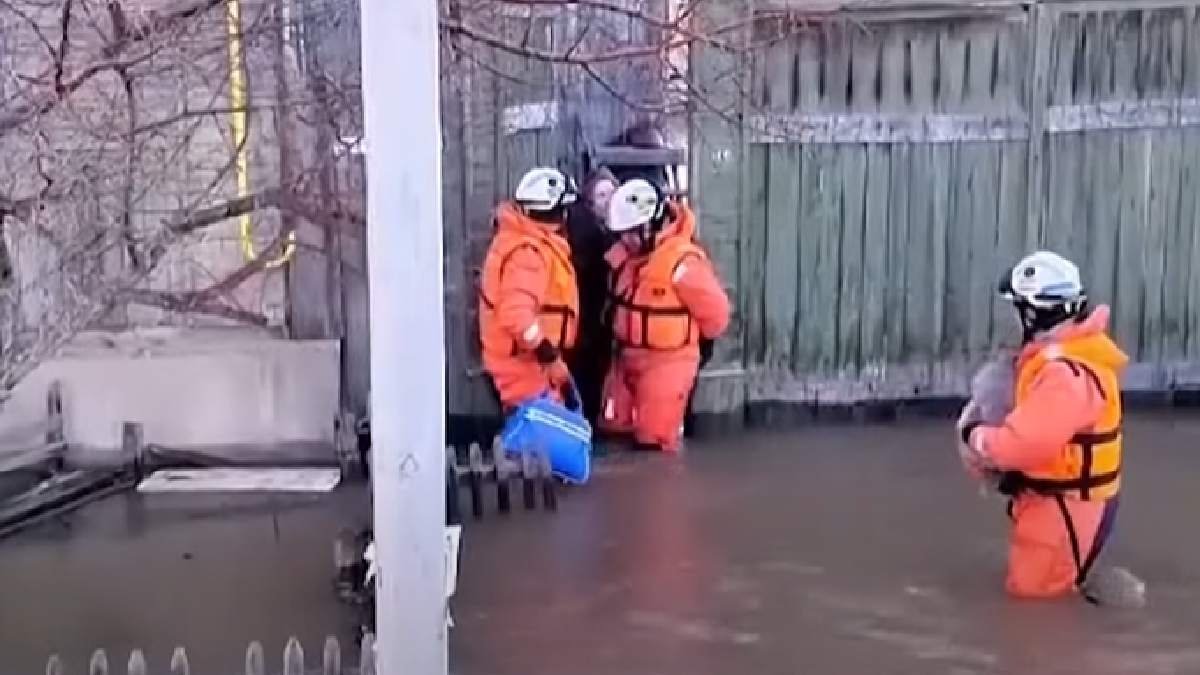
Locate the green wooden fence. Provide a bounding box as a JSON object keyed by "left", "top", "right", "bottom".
{"left": 440, "top": 1, "right": 669, "bottom": 424}
{"left": 688, "top": 0, "right": 1200, "bottom": 418}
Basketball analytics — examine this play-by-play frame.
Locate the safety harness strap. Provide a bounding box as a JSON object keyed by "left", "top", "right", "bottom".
{"left": 1052, "top": 495, "right": 1100, "bottom": 604}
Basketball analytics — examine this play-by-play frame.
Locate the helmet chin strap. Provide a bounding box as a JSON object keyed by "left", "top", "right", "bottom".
{"left": 527, "top": 205, "right": 566, "bottom": 226}
{"left": 1014, "top": 299, "right": 1089, "bottom": 344}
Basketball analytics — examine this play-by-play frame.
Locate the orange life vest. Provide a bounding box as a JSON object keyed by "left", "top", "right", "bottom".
{"left": 609, "top": 215, "right": 707, "bottom": 351}
{"left": 1012, "top": 335, "right": 1123, "bottom": 501}
{"left": 479, "top": 204, "right": 579, "bottom": 357}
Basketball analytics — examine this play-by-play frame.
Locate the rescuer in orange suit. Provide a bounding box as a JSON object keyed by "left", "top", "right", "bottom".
{"left": 599, "top": 179, "right": 730, "bottom": 452}
{"left": 479, "top": 167, "right": 580, "bottom": 410}
{"left": 958, "top": 251, "right": 1127, "bottom": 600}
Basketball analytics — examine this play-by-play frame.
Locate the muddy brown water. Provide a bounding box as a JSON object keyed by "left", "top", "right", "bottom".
{"left": 450, "top": 412, "right": 1200, "bottom": 675}
{"left": 2, "top": 413, "right": 1200, "bottom": 674}
{"left": 0, "top": 488, "right": 370, "bottom": 674}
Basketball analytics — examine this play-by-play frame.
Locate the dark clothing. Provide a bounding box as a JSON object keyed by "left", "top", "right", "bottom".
{"left": 610, "top": 165, "right": 668, "bottom": 188}
{"left": 565, "top": 202, "right": 616, "bottom": 425}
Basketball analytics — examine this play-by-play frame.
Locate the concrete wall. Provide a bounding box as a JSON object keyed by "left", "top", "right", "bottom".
{"left": 0, "top": 329, "right": 340, "bottom": 454}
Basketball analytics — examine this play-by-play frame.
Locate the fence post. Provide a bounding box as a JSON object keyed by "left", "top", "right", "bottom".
{"left": 323, "top": 636, "right": 342, "bottom": 675}
{"left": 127, "top": 649, "right": 147, "bottom": 675}
{"left": 45, "top": 380, "right": 64, "bottom": 471}
{"left": 169, "top": 647, "right": 190, "bottom": 675}
{"left": 1024, "top": 0, "right": 1054, "bottom": 249}
{"left": 359, "top": 634, "right": 376, "bottom": 675}
{"left": 245, "top": 641, "right": 265, "bottom": 675}
{"left": 283, "top": 637, "right": 304, "bottom": 675}
{"left": 122, "top": 422, "right": 145, "bottom": 479}
{"left": 45, "top": 381, "right": 63, "bottom": 445}
{"left": 89, "top": 649, "right": 108, "bottom": 675}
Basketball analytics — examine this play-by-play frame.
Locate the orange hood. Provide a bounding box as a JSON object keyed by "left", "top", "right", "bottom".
{"left": 494, "top": 201, "right": 563, "bottom": 238}
{"left": 1018, "top": 305, "right": 1129, "bottom": 374}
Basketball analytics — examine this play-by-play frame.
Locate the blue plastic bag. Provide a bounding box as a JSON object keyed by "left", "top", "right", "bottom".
{"left": 500, "top": 387, "right": 592, "bottom": 484}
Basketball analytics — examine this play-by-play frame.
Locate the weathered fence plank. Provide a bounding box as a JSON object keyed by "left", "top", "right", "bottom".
{"left": 881, "top": 26, "right": 911, "bottom": 364}
{"left": 89, "top": 649, "right": 108, "bottom": 675}
{"left": 762, "top": 34, "right": 801, "bottom": 372}
{"left": 169, "top": 647, "right": 190, "bottom": 675}
{"left": 793, "top": 32, "right": 825, "bottom": 374}
{"left": 127, "top": 650, "right": 147, "bottom": 675}
{"left": 360, "top": 634, "right": 377, "bottom": 675}
{"left": 283, "top": 636, "right": 305, "bottom": 675}
{"left": 245, "top": 641, "right": 265, "bottom": 675}
{"left": 323, "top": 635, "right": 343, "bottom": 675}
{"left": 1159, "top": 11, "right": 1190, "bottom": 360}
{"left": 1186, "top": 8, "right": 1200, "bottom": 359}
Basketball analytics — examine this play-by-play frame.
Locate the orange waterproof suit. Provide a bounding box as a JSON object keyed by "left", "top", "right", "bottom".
{"left": 966, "top": 306, "right": 1126, "bottom": 599}
{"left": 600, "top": 203, "right": 730, "bottom": 451}
{"left": 479, "top": 202, "right": 579, "bottom": 408}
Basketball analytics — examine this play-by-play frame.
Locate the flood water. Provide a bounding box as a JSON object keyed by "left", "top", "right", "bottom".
{"left": 0, "top": 488, "right": 370, "bottom": 674}
{"left": 3, "top": 413, "right": 1200, "bottom": 674}
{"left": 451, "top": 412, "right": 1200, "bottom": 675}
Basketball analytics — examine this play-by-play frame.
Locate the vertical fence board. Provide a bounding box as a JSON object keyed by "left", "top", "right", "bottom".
{"left": 794, "top": 32, "right": 825, "bottom": 374}
{"left": 1025, "top": 4, "right": 1055, "bottom": 247}
{"left": 835, "top": 27, "right": 875, "bottom": 371}
{"left": 245, "top": 641, "right": 266, "bottom": 675}
{"left": 1159, "top": 11, "right": 1189, "bottom": 360}
{"left": 856, "top": 27, "right": 889, "bottom": 369}
{"left": 89, "top": 649, "right": 108, "bottom": 675}
{"left": 991, "top": 19, "right": 1026, "bottom": 346}
{"left": 904, "top": 30, "right": 939, "bottom": 362}
{"left": 942, "top": 23, "right": 973, "bottom": 359}
{"left": 360, "top": 634, "right": 377, "bottom": 675}
{"left": 758, "top": 32, "right": 797, "bottom": 368}
{"left": 742, "top": 139, "right": 769, "bottom": 367}
{"left": 1109, "top": 9, "right": 1149, "bottom": 356}
{"left": 965, "top": 28, "right": 1003, "bottom": 358}
{"left": 323, "top": 636, "right": 343, "bottom": 675}
{"left": 1186, "top": 8, "right": 1200, "bottom": 358}
{"left": 127, "top": 650, "right": 147, "bottom": 675}
{"left": 882, "top": 26, "right": 911, "bottom": 363}
{"left": 283, "top": 636, "right": 305, "bottom": 675}
{"left": 1045, "top": 13, "right": 1083, "bottom": 259}
{"left": 1140, "top": 11, "right": 1173, "bottom": 362}
{"left": 1082, "top": 13, "right": 1121, "bottom": 313}
{"left": 170, "top": 646, "right": 190, "bottom": 675}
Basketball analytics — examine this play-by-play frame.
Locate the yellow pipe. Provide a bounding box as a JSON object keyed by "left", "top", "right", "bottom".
{"left": 227, "top": 0, "right": 295, "bottom": 268}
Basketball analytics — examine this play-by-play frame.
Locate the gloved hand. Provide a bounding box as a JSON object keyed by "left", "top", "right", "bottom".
{"left": 546, "top": 358, "right": 573, "bottom": 394}
{"left": 699, "top": 339, "right": 715, "bottom": 368}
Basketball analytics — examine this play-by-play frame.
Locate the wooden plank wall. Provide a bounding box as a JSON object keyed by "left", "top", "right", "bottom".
{"left": 441, "top": 1, "right": 671, "bottom": 420}
{"left": 705, "top": 0, "right": 1200, "bottom": 408}
{"left": 738, "top": 8, "right": 1032, "bottom": 403}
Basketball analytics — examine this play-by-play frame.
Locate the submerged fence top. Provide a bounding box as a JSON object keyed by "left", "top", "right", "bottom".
{"left": 43, "top": 634, "right": 375, "bottom": 675}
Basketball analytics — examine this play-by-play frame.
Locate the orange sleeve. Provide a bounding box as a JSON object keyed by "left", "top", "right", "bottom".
{"left": 673, "top": 255, "right": 731, "bottom": 339}
{"left": 495, "top": 245, "right": 550, "bottom": 351}
{"left": 976, "top": 361, "right": 1105, "bottom": 472}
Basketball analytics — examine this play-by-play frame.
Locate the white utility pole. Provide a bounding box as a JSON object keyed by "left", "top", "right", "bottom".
{"left": 360, "top": 1, "right": 447, "bottom": 673}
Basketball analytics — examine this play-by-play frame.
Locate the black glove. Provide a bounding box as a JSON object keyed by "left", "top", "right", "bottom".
{"left": 560, "top": 378, "right": 580, "bottom": 411}
{"left": 699, "top": 339, "right": 715, "bottom": 368}
{"left": 533, "top": 339, "right": 559, "bottom": 365}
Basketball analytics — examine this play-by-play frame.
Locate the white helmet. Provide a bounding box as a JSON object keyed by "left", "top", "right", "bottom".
{"left": 607, "top": 179, "right": 662, "bottom": 233}
{"left": 514, "top": 167, "right": 577, "bottom": 212}
{"left": 1000, "top": 250, "right": 1086, "bottom": 309}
